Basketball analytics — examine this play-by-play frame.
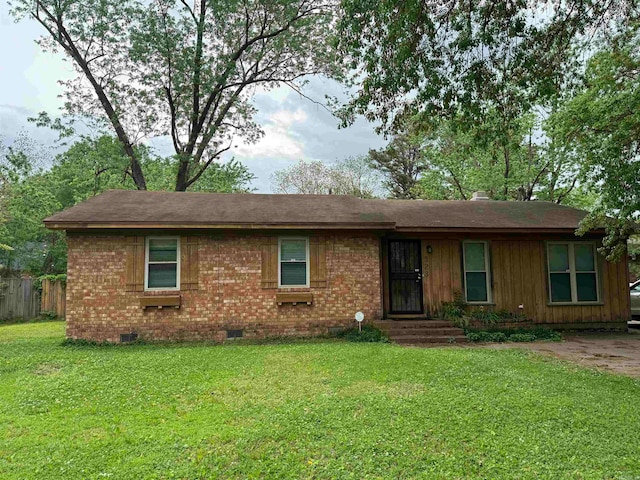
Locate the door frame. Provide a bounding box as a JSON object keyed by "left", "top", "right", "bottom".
{"left": 387, "top": 239, "right": 424, "bottom": 315}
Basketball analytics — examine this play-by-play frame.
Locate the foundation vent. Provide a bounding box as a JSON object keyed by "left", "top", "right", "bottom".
{"left": 226, "top": 329, "right": 243, "bottom": 339}
{"left": 120, "top": 332, "right": 138, "bottom": 343}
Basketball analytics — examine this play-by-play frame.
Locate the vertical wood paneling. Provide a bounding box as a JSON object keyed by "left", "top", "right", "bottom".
{"left": 0, "top": 277, "right": 41, "bottom": 320}
{"left": 260, "top": 237, "right": 278, "bottom": 289}
{"left": 180, "top": 236, "right": 199, "bottom": 291}
{"left": 621, "top": 260, "right": 632, "bottom": 318}
{"left": 421, "top": 239, "right": 462, "bottom": 315}
{"left": 450, "top": 241, "right": 462, "bottom": 298}
{"left": 125, "top": 236, "right": 145, "bottom": 292}
{"left": 40, "top": 278, "right": 66, "bottom": 318}
{"left": 309, "top": 237, "right": 327, "bottom": 288}
{"left": 381, "top": 235, "right": 629, "bottom": 324}
{"left": 529, "top": 241, "right": 543, "bottom": 322}
{"left": 609, "top": 260, "right": 621, "bottom": 320}
{"left": 414, "top": 236, "right": 630, "bottom": 325}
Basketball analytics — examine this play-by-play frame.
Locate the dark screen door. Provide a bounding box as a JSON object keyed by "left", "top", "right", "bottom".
{"left": 389, "top": 240, "right": 423, "bottom": 314}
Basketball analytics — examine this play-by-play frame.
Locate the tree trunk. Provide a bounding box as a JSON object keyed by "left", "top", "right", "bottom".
{"left": 175, "top": 156, "right": 190, "bottom": 191}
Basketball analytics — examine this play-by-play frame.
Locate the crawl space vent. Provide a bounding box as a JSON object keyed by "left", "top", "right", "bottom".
{"left": 120, "top": 333, "right": 138, "bottom": 343}
{"left": 226, "top": 329, "right": 243, "bottom": 339}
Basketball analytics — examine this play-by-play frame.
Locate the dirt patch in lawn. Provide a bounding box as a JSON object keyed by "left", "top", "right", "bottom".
{"left": 485, "top": 331, "right": 640, "bottom": 377}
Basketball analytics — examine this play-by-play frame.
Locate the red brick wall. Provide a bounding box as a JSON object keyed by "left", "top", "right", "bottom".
{"left": 66, "top": 233, "right": 382, "bottom": 342}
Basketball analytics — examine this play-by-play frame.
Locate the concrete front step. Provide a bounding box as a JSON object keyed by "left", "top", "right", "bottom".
{"left": 374, "top": 320, "right": 468, "bottom": 344}
{"left": 394, "top": 335, "right": 469, "bottom": 344}
{"left": 387, "top": 327, "right": 464, "bottom": 336}
{"left": 375, "top": 320, "right": 457, "bottom": 329}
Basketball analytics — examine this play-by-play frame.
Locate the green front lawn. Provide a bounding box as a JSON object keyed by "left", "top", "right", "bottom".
{"left": 1, "top": 322, "right": 639, "bottom": 479}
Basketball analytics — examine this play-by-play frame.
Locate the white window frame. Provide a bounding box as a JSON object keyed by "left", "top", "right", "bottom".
{"left": 547, "top": 241, "right": 600, "bottom": 305}
{"left": 462, "top": 240, "right": 492, "bottom": 304}
{"left": 278, "top": 237, "right": 310, "bottom": 288}
{"left": 144, "top": 236, "right": 180, "bottom": 291}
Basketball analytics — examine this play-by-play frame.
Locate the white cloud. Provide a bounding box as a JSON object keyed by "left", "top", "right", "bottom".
{"left": 231, "top": 108, "right": 308, "bottom": 160}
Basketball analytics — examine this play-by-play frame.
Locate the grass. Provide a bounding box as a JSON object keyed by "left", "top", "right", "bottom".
{"left": 1, "top": 322, "right": 639, "bottom": 479}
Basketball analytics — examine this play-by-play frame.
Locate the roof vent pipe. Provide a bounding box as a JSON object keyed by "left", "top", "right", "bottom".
{"left": 470, "top": 191, "right": 491, "bottom": 201}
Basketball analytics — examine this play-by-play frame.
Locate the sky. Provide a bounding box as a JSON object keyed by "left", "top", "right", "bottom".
{"left": 0, "top": 4, "right": 387, "bottom": 193}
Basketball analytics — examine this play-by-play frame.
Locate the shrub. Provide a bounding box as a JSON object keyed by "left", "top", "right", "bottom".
{"left": 336, "top": 325, "right": 389, "bottom": 343}
{"left": 40, "top": 311, "right": 59, "bottom": 321}
{"left": 467, "top": 331, "right": 507, "bottom": 343}
{"left": 438, "top": 292, "right": 528, "bottom": 326}
{"left": 466, "top": 327, "right": 562, "bottom": 343}
{"left": 507, "top": 333, "right": 537, "bottom": 342}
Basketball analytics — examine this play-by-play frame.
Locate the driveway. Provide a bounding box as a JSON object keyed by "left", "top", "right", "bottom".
{"left": 486, "top": 331, "right": 640, "bottom": 378}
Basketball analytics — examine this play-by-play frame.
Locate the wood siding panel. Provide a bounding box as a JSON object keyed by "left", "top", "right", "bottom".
{"left": 180, "top": 236, "right": 199, "bottom": 291}
{"left": 260, "top": 237, "right": 278, "bottom": 289}
{"left": 125, "top": 236, "right": 145, "bottom": 292}
{"left": 421, "top": 239, "right": 462, "bottom": 316}
{"left": 309, "top": 237, "right": 327, "bottom": 288}
{"left": 414, "top": 236, "right": 629, "bottom": 325}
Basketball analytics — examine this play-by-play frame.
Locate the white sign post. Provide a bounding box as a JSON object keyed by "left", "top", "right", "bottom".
{"left": 355, "top": 311, "right": 364, "bottom": 332}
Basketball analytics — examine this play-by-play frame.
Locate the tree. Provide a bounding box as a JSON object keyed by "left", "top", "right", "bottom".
{"left": 46, "top": 136, "right": 255, "bottom": 207}
{"left": 367, "top": 133, "right": 426, "bottom": 199}
{"left": 335, "top": 0, "right": 636, "bottom": 133}
{"left": 10, "top": 0, "right": 337, "bottom": 191}
{"left": 547, "top": 26, "right": 640, "bottom": 259}
{"left": 413, "top": 112, "right": 585, "bottom": 204}
{"left": 0, "top": 135, "right": 255, "bottom": 275}
{"left": 271, "top": 157, "right": 380, "bottom": 198}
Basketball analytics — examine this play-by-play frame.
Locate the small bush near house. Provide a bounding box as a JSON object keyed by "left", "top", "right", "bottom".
{"left": 467, "top": 327, "right": 562, "bottom": 343}
{"left": 40, "top": 311, "right": 59, "bottom": 321}
{"left": 439, "top": 293, "right": 527, "bottom": 328}
{"left": 467, "top": 331, "right": 508, "bottom": 343}
{"left": 508, "top": 333, "right": 538, "bottom": 342}
{"left": 336, "top": 324, "right": 389, "bottom": 343}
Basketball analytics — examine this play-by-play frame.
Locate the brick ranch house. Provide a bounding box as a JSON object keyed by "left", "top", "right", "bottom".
{"left": 44, "top": 190, "right": 631, "bottom": 343}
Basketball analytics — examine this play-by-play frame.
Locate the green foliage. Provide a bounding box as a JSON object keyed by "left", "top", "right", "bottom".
{"left": 61, "top": 337, "right": 147, "bottom": 347}
{"left": 0, "top": 135, "right": 254, "bottom": 275}
{"left": 439, "top": 294, "right": 527, "bottom": 328}
{"left": 413, "top": 113, "right": 586, "bottom": 204}
{"left": 34, "top": 274, "right": 67, "bottom": 292}
{"left": 471, "top": 308, "right": 527, "bottom": 325}
{"left": 1, "top": 321, "right": 639, "bottom": 478}
{"left": 39, "top": 311, "right": 60, "bottom": 321}
{"left": 548, "top": 25, "right": 640, "bottom": 259}
{"left": 335, "top": 0, "right": 627, "bottom": 133}
{"left": 336, "top": 324, "right": 389, "bottom": 343}
{"left": 508, "top": 333, "right": 538, "bottom": 343}
{"left": 629, "top": 238, "right": 640, "bottom": 281}
{"left": 367, "top": 133, "right": 426, "bottom": 198}
{"left": 467, "top": 327, "right": 563, "bottom": 343}
{"left": 467, "top": 331, "right": 508, "bottom": 343}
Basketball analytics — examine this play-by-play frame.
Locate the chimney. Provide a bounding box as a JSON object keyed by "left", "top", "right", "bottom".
{"left": 470, "top": 191, "right": 491, "bottom": 201}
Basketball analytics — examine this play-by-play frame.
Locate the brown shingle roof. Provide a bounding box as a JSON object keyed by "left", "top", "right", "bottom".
{"left": 44, "top": 190, "right": 590, "bottom": 232}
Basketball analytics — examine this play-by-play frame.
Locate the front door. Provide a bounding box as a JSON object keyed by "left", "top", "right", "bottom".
{"left": 388, "top": 240, "right": 424, "bottom": 314}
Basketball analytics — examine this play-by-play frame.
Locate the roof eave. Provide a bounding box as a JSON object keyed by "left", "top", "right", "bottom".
{"left": 393, "top": 226, "right": 601, "bottom": 234}
{"left": 43, "top": 221, "right": 398, "bottom": 231}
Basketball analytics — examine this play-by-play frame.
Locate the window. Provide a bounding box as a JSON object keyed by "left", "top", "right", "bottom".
{"left": 463, "top": 241, "right": 491, "bottom": 303}
{"left": 278, "top": 238, "right": 309, "bottom": 288}
{"left": 145, "top": 237, "right": 180, "bottom": 290}
{"left": 547, "top": 242, "right": 599, "bottom": 303}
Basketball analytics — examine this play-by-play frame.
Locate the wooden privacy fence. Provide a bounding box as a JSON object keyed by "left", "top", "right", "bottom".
{"left": 41, "top": 278, "right": 66, "bottom": 319}
{"left": 0, "top": 277, "right": 40, "bottom": 321}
